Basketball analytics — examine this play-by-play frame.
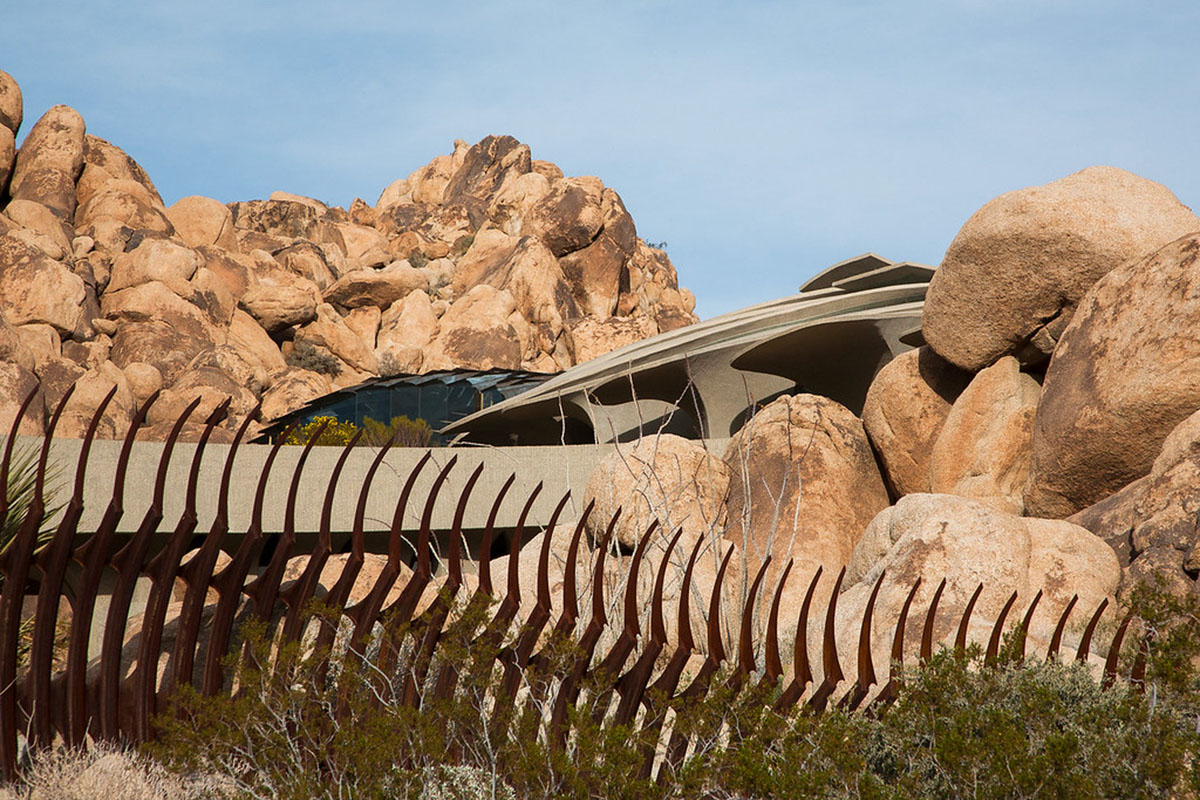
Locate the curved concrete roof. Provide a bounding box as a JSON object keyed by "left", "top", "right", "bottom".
{"left": 443, "top": 254, "right": 932, "bottom": 446}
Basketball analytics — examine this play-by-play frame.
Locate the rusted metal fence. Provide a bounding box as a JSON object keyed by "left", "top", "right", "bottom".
{"left": 0, "top": 384, "right": 1145, "bottom": 782}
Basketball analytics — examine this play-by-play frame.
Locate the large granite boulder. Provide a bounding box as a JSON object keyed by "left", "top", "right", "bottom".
{"left": 0, "top": 362, "right": 43, "bottom": 436}
{"left": 584, "top": 433, "right": 730, "bottom": 552}
{"left": 425, "top": 285, "right": 522, "bottom": 371}
{"left": 524, "top": 176, "right": 604, "bottom": 257}
{"left": 322, "top": 262, "right": 425, "bottom": 309}
{"left": 0, "top": 69, "right": 22, "bottom": 135}
{"left": 9, "top": 105, "right": 86, "bottom": 219}
{"left": 0, "top": 235, "right": 86, "bottom": 335}
{"left": 376, "top": 289, "right": 439, "bottom": 376}
{"left": 929, "top": 356, "right": 1040, "bottom": 514}
{"left": 861, "top": 346, "right": 971, "bottom": 497}
{"left": 923, "top": 167, "right": 1200, "bottom": 371}
{"left": 166, "top": 196, "right": 238, "bottom": 251}
{"left": 260, "top": 368, "right": 331, "bottom": 421}
{"left": 827, "top": 493, "right": 1120, "bottom": 687}
{"left": 1070, "top": 408, "right": 1200, "bottom": 600}
{"left": 1026, "top": 232, "right": 1200, "bottom": 518}
{"left": 723, "top": 394, "right": 890, "bottom": 625}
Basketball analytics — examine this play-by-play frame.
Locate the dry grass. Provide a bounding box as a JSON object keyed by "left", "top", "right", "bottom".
{"left": 0, "top": 742, "right": 229, "bottom": 800}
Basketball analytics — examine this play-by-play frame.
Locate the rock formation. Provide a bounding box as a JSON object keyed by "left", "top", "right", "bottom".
{"left": 0, "top": 70, "right": 697, "bottom": 440}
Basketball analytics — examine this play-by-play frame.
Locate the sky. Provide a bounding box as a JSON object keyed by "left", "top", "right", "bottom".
{"left": 4, "top": 1, "right": 1198, "bottom": 319}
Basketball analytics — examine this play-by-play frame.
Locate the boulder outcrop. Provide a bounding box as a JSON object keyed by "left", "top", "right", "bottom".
{"left": 923, "top": 167, "right": 1200, "bottom": 371}
{"left": 1026, "top": 233, "right": 1200, "bottom": 518}
{"left": 0, "top": 69, "right": 694, "bottom": 439}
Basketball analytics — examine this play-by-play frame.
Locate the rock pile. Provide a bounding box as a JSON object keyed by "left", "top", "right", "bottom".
{"left": 589, "top": 164, "right": 1200, "bottom": 673}
{"left": 0, "top": 70, "right": 696, "bottom": 441}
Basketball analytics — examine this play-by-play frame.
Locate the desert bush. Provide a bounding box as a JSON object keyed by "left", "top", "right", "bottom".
{"left": 283, "top": 415, "right": 433, "bottom": 448}
{"left": 142, "top": 583, "right": 1200, "bottom": 800}
{"left": 284, "top": 340, "right": 342, "bottom": 377}
{"left": 282, "top": 415, "right": 359, "bottom": 447}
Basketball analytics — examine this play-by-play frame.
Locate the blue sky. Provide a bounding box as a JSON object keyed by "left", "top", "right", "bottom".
{"left": 5, "top": 1, "right": 1198, "bottom": 318}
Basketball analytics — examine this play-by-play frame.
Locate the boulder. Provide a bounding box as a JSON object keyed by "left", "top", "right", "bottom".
{"left": 14, "top": 323, "right": 60, "bottom": 371}
{"left": 523, "top": 176, "right": 604, "bottom": 257}
{"left": 442, "top": 135, "right": 531, "bottom": 213}
{"left": 334, "top": 222, "right": 389, "bottom": 267}
{"left": 564, "top": 315, "right": 656, "bottom": 364}
{"left": 456, "top": 235, "right": 578, "bottom": 334}
{"left": 0, "top": 362, "right": 43, "bottom": 435}
{"left": 929, "top": 356, "right": 1040, "bottom": 514}
{"left": 923, "top": 166, "right": 1200, "bottom": 371}
{"left": 425, "top": 285, "right": 522, "bottom": 371}
{"left": 107, "top": 238, "right": 201, "bottom": 294}
{"left": 831, "top": 493, "right": 1120, "bottom": 686}
{"left": 376, "top": 289, "right": 439, "bottom": 375}
{"left": 227, "top": 309, "right": 287, "bottom": 379}
{"left": 238, "top": 270, "right": 320, "bottom": 333}
{"left": 342, "top": 305, "right": 380, "bottom": 348}
{"left": 166, "top": 195, "right": 238, "bottom": 251}
{"left": 0, "top": 69, "right": 21, "bottom": 134}
{"left": 1070, "top": 409, "right": 1200, "bottom": 598}
{"left": 322, "top": 262, "right": 426, "bottom": 309}
{"left": 0, "top": 312, "right": 36, "bottom": 372}
{"left": 260, "top": 369, "right": 331, "bottom": 421}
{"left": 489, "top": 171, "right": 551, "bottom": 235}
{"left": 3, "top": 199, "right": 73, "bottom": 256}
{"left": 77, "top": 135, "right": 164, "bottom": 208}
{"left": 1026, "top": 233, "right": 1200, "bottom": 518}
{"left": 122, "top": 362, "right": 163, "bottom": 407}
{"left": 408, "top": 155, "right": 454, "bottom": 206}
{"left": 171, "top": 363, "right": 261, "bottom": 422}
{"left": 861, "top": 347, "right": 971, "bottom": 497}
{"left": 0, "top": 125, "right": 13, "bottom": 195}
{"left": 9, "top": 167, "right": 78, "bottom": 226}
{"left": 75, "top": 179, "right": 174, "bottom": 239}
{"left": 102, "top": 281, "right": 223, "bottom": 384}
{"left": 196, "top": 246, "right": 252, "bottom": 302}
{"left": 9, "top": 105, "right": 86, "bottom": 217}
{"left": 722, "top": 394, "right": 890, "bottom": 624}
{"left": 0, "top": 235, "right": 86, "bottom": 335}
{"left": 584, "top": 433, "right": 730, "bottom": 552}
{"left": 275, "top": 241, "right": 337, "bottom": 290}
{"left": 228, "top": 199, "right": 322, "bottom": 240}
{"left": 558, "top": 188, "right": 638, "bottom": 316}
{"left": 293, "top": 303, "right": 378, "bottom": 375}
{"left": 57, "top": 361, "right": 136, "bottom": 439}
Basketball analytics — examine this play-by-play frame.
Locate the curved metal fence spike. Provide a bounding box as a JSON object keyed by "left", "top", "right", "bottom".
{"left": 612, "top": 526, "right": 686, "bottom": 727}
{"left": 920, "top": 577, "right": 946, "bottom": 666}
{"left": 279, "top": 430, "right": 363, "bottom": 644}
{"left": 738, "top": 555, "right": 772, "bottom": 676}
{"left": 1103, "top": 611, "right": 1134, "bottom": 689}
{"left": 476, "top": 472, "right": 516, "bottom": 599}
{"left": 98, "top": 394, "right": 201, "bottom": 740}
{"left": 171, "top": 401, "right": 261, "bottom": 696}
{"left": 706, "top": 547, "right": 735, "bottom": 665}
{"left": 840, "top": 569, "right": 885, "bottom": 711}
{"left": 28, "top": 385, "right": 117, "bottom": 746}
{"left": 775, "top": 565, "right": 823, "bottom": 711}
{"left": 807, "top": 567, "right": 846, "bottom": 712}
{"left": 595, "top": 520, "right": 659, "bottom": 684}
{"left": 1076, "top": 597, "right": 1109, "bottom": 664}
{"left": 761, "top": 559, "right": 793, "bottom": 687}
{"left": 549, "top": 498, "right": 592, "bottom": 638}
{"left": 449, "top": 464, "right": 488, "bottom": 589}
{"left": 0, "top": 382, "right": 55, "bottom": 780}
{"left": 984, "top": 590, "right": 1018, "bottom": 667}
{"left": 869, "top": 577, "right": 922, "bottom": 713}
{"left": 66, "top": 390, "right": 156, "bottom": 743}
{"left": 345, "top": 451, "right": 433, "bottom": 650}
{"left": 954, "top": 583, "right": 984, "bottom": 655}
{"left": 202, "top": 420, "right": 296, "bottom": 696}
{"left": 311, "top": 434, "right": 399, "bottom": 693}
{"left": 651, "top": 528, "right": 686, "bottom": 648}
{"left": 1047, "top": 594, "right": 1078, "bottom": 662}
{"left": 132, "top": 396, "right": 229, "bottom": 741}
{"left": 1013, "top": 589, "right": 1042, "bottom": 662}
{"left": 243, "top": 417, "right": 328, "bottom": 622}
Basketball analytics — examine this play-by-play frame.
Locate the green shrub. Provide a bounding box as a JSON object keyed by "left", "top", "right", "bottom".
{"left": 408, "top": 251, "right": 430, "bottom": 270}
{"left": 359, "top": 415, "right": 434, "bottom": 448}
{"left": 282, "top": 415, "right": 359, "bottom": 447}
{"left": 147, "top": 586, "right": 1200, "bottom": 799}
